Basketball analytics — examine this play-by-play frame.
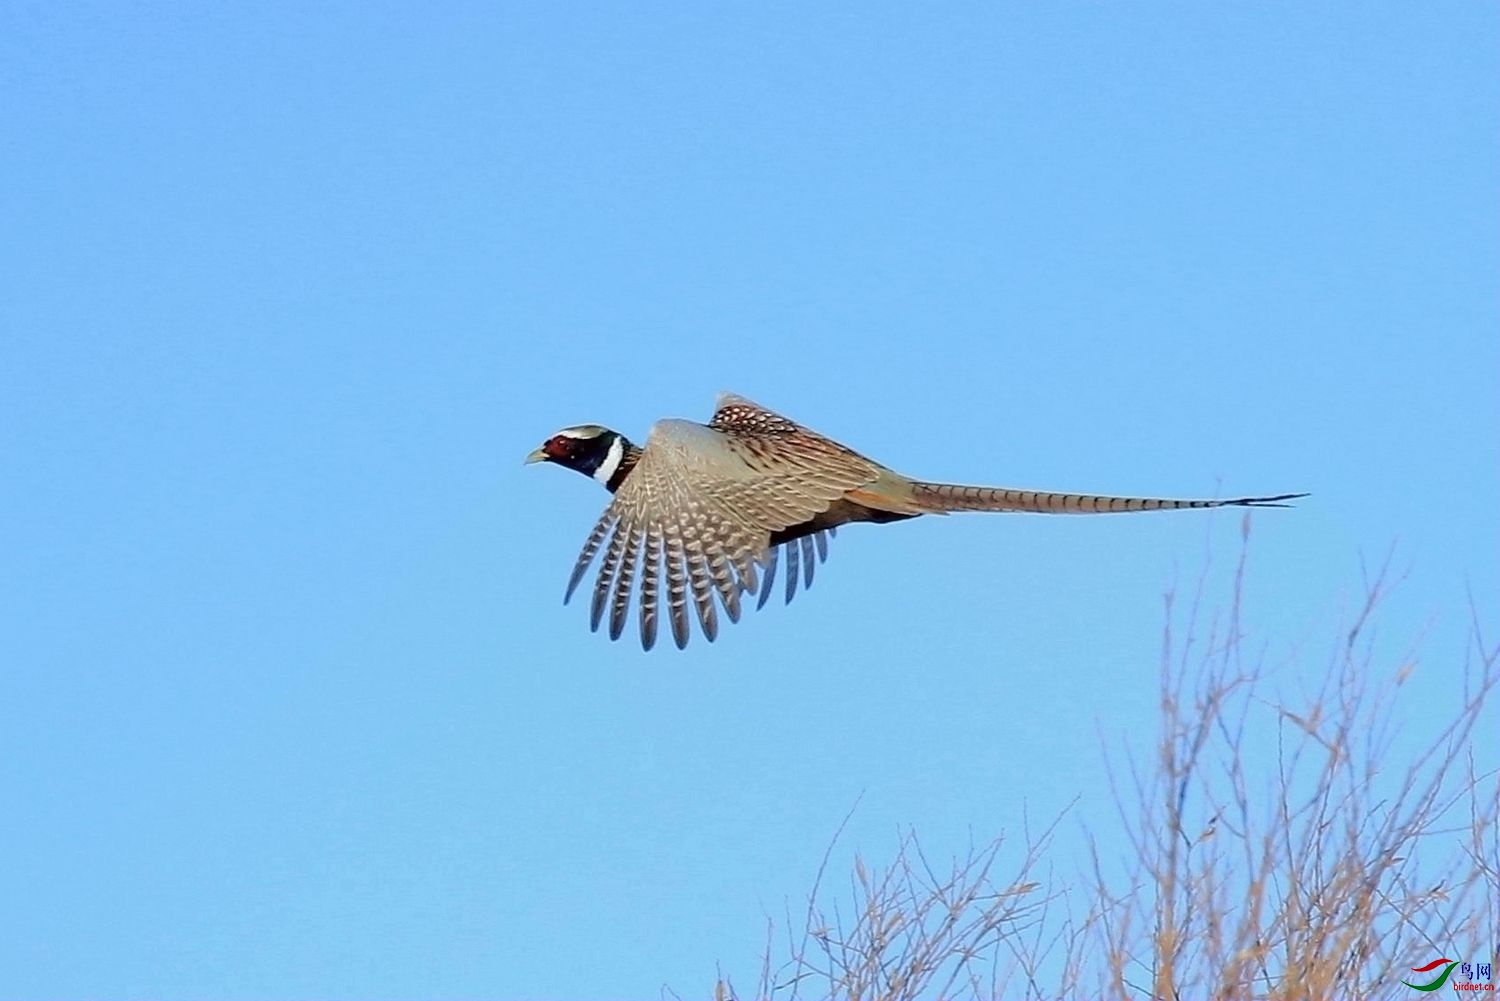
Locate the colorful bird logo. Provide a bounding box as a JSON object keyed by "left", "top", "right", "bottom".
{"left": 1402, "top": 958, "right": 1459, "bottom": 991}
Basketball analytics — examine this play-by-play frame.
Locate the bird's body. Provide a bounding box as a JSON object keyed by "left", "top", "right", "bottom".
{"left": 527, "top": 392, "right": 1303, "bottom": 650}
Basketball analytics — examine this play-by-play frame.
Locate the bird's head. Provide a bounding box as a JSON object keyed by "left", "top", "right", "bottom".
{"left": 525, "top": 424, "right": 636, "bottom": 489}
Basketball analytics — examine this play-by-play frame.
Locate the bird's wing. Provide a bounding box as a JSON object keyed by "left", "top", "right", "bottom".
{"left": 566, "top": 395, "right": 882, "bottom": 650}
{"left": 755, "top": 527, "right": 836, "bottom": 614}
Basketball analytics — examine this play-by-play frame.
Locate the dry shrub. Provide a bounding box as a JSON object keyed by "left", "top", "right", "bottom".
{"left": 717, "top": 525, "right": 1498, "bottom": 1000}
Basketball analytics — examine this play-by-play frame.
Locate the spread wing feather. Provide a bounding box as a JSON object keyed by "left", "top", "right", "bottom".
{"left": 563, "top": 395, "right": 882, "bottom": 649}
{"left": 566, "top": 514, "right": 613, "bottom": 604}
{"left": 757, "top": 543, "right": 778, "bottom": 611}
{"left": 756, "top": 527, "right": 835, "bottom": 611}
{"left": 608, "top": 526, "right": 641, "bottom": 642}
{"left": 590, "top": 519, "right": 629, "bottom": 634}
{"left": 706, "top": 541, "right": 742, "bottom": 623}
{"left": 784, "top": 537, "right": 800, "bottom": 606}
{"left": 664, "top": 529, "right": 691, "bottom": 650}
{"left": 638, "top": 525, "right": 662, "bottom": 651}
{"left": 687, "top": 546, "right": 718, "bottom": 642}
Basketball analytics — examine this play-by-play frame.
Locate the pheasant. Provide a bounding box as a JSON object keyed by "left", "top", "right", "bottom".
{"left": 526, "top": 392, "right": 1303, "bottom": 650}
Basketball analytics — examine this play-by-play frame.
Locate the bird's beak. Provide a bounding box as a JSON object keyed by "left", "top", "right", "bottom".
{"left": 524, "top": 447, "right": 549, "bottom": 465}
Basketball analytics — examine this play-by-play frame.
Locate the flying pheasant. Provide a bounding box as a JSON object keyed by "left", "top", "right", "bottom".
{"left": 527, "top": 392, "right": 1303, "bottom": 650}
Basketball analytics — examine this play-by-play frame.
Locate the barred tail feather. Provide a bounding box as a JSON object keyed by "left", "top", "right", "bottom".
{"left": 909, "top": 482, "right": 1307, "bottom": 514}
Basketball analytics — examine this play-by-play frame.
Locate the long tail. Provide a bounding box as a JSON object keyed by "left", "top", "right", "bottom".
{"left": 909, "top": 482, "right": 1307, "bottom": 514}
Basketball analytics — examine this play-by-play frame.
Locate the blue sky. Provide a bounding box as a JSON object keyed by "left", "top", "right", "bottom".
{"left": 2, "top": 3, "right": 1495, "bottom": 998}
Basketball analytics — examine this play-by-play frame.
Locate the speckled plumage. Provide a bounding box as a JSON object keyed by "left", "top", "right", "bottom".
{"left": 530, "top": 392, "right": 1305, "bottom": 650}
